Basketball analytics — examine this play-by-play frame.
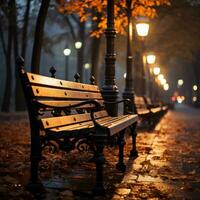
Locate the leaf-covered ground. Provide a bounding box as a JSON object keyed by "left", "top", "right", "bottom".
{"left": 0, "top": 104, "right": 200, "bottom": 199}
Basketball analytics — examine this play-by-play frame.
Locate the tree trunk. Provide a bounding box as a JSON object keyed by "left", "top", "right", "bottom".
{"left": 31, "top": 0, "right": 50, "bottom": 73}
{"left": 21, "top": 0, "right": 31, "bottom": 59}
{"left": 1, "top": 0, "right": 13, "bottom": 112}
{"left": 13, "top": 0, "right": 26, "bottom": 111}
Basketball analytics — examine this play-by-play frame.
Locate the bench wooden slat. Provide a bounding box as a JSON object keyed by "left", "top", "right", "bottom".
{"left": 49, "top": 116, "right": 114, "bottom": 132}
{"left": 49, "top": 114, "right": 138, "bottom": 136}
{"left": 31, "top": 86, "right": 103, "bottom": 100}
{"left": 104, "top": 114, "right": 138, "bottom": 136}
{"left": 150, "top": 107, "right": 162, "bottom": 113}
{"left": 137, "top": 109, "right": 150, "bottom": 115}
{"left": 41, "top": 110, "right": 108, "bottom": 129}
{"left": 26, "top": 72, "right": 100, "bottom": 92}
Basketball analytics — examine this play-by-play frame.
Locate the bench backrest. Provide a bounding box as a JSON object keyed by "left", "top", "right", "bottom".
{"left": 17, "top": 58, "right": 107, "bottom": 130}
{"left": 134, "top": 96, "right": 148, "bottom": 113}
{"left": 144, "top": 97, "right": 152, "bottom": 105}
{"left": 24, "top": 72, "right": 104, "bottom": 107}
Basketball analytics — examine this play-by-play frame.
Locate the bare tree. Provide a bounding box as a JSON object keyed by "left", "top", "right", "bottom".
{"left": 31, "top": 0, "right": 50, "bottom": 73}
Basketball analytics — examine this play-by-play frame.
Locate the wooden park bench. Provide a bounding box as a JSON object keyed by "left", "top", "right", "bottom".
{"left": 144, "top": 97, "right": 168, "bottom": 115}
{"left": 17, "top": 57, "right": 138, "bottom": 196}
{"left": 134, "top": 96, "right": 162, "bottom": 129}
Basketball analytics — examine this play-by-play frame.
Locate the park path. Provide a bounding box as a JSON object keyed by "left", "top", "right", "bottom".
{"left": 113, "top": 104, "right": 200, "bottom": 200}
{"left": 0, "top": 104, "right": 200, "bottom": 199}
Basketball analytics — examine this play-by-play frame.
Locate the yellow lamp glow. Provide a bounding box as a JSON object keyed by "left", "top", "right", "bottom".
{"left": 136, "top": 23, "right": 150, "bottom": 37}
{"left": 178, "top": 79, "right": 184, "bottom": 86}
{"left": 163, "top": 83, "right": 169, "bottom": 91}
{"left": 160, "top": 78, "right": 167, "bottom": 85}
{"left": 146, "top": 54, "right": 156, "bottom": 64}
{"left": 193, "top": 85, "right": 198, "bottom": 91}
{"left": 193, "top": 96, "right": 197, "bottom": 102}
{"left": 75, "top": 41, "right": 82, "bottom": 49}
{"left": 63, "top": 48, "right": 71, "bottom": 56}
{"left": 158, "top": 74, "right": 164, "bottom": 81}
{"left": 153, "top": 67, "right": 160, "bottom": 76}
{"left": 84, "top": 63, "right": 91, "bottom": 69}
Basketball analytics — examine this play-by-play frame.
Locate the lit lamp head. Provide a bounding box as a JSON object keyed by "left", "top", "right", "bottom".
{"left": 193, "top": 85, "right": 198, "bottom": 91}
{"left": 146, "top": 54, "right": 156, "bottom": 65}
{"left": 178, "top": 79, "right": 184, "bottom": 87}
{"left": 160, "top": 78, "right": 167, "bottom": 85}
{"left": 63, "top": 47, "right": 71, "bottom": 56}
{"left": 158, "top": 74, "right": 164, "bottom": 81}
{"left": 136, "top": 17, "right": 150, "bottom": 37}
{"left": 163, "top": 83, "right": 169, "bottom": 91}
{"left": 84, "top": 63, "right": 91, "bottom": 69}
{"left": 153, "top": 66, "right": 160, "bottom": 76}
{"left": 75, "top": 41, "right": 82, "bottom": 49}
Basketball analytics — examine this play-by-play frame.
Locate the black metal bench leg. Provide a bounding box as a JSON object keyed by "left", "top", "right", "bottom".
{"left": 130, "top": 122, "right": 138, "bottom": 158}
{"left": 26, "top": 127, "right": 44, "bottom": 193}
{"left": 116, "top": 131, "right": 126, "bottom": 172}
{"left": 92, "top": 140, "right": 106, "bottom": 196}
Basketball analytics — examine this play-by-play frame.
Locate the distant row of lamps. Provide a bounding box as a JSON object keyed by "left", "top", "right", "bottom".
{"left": 63, "top": 41, "right": 83, "bottom": 56}
{"left": 145, "top": 53, "right": 169, "bottom": 91}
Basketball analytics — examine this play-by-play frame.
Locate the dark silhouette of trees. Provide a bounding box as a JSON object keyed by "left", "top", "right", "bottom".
{"left": 31, "top": 0, "right": 50, "bottom": 73}
{"left": 1, "top": 0, "right": 14, "bottom": 112}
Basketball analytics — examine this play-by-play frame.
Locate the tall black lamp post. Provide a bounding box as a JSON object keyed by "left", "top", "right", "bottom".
{"left": 101, "top": 0, "right": 118, "bottom": 116}
{"left": 123, "top": 0, "right": 135, "bottom": 114}
{"left": 123, "top": 3, "right": 150, "bottom": 113}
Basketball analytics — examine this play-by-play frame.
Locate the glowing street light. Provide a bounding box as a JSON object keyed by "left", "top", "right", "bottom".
{"left": 193, "top": 96, "right": 197, "bottom": 102}
{"left": 163, "top": 83, "right": 169, "bottom": 91}
{"left": 136, "top": 17, "right": 150, "bottom": 37}
{"left": 158, "top": 74, "right": 164, "bottom": 81}
{"left": 153, "top": 66, "right": 160, "bottom": 76}
{"left": 63, "top": 48, "right": 71, "bottom": 56}
{"left": 75, "top": 41, "right": 82, "bottom": 49}
{"left": 160, "top": 78, "right": 167, "bottom": 85}
{"left": 146, "top": 54, "right": 156, "bottom": 65}
{"left": 193, "top": 85, "right": 198, "bottom": 91}
{"left": 178, "top": 79, "right": 184, "bottom": 87}
{"left": 84, "top": 63, "right": 91, "bottom": 69}
{"left": 124, "top": 73, "right": 127, "bottom": 79}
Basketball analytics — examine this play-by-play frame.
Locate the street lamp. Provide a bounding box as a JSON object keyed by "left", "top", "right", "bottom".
{"left": 178, "top": 79, "right": 184, "bottom": 87}
{"left": 158, "top": 74, "right": 164, "bottom": 81}
{"left": 75, "top": 41, "right": 82, "bottom": 49}
{"left": 160, "top": 78, "right": 167, "bottom": 85}
{"left": 193, "top": 85, "right": 198, "bottom": 91}
{"left": 163, "top": 83, "right": 169, "bottom": 91}
{"left": 146, "top": 54, "right": 156, "bottom": 65}
{"left": 84, "top": 63, "right": 91, "bottom": 82}
{"left": 135, "top": 17, "right": 150, "bottom": 97}
{"left": 153, "top": 66, "right": 160, "bottom": 76}
{"left": 63, "top": 46, "right": 71, "bottom": 80}
{"left": 135, "top": 17, "right": 150, "bottom": 37}
{"left": 145, "top": 53, "right": 156, "bottom": 99}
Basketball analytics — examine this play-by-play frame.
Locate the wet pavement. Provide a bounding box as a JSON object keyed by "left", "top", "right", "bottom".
{"left": 0, "top": 104, "right": 200, "bottom": 199}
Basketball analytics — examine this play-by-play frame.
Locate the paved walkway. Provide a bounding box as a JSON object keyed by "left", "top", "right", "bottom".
{"left": 112, "top": 104, "right": 200, "bottom": 200}
{"left": 0, "top": 104, "right": 200, "bottom": 199}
